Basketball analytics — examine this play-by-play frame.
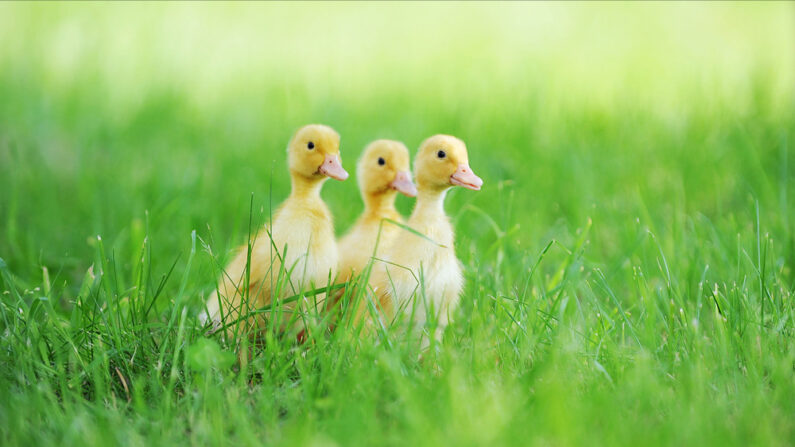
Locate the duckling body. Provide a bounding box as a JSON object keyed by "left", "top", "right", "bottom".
{"left": 202, "top": 124, "right": 348, "bottom": 338}
{"left": 337, "top": 139, "right": 416, "bottom": 281}
{"left": 374, "top": 190, "right": 461, "bottom": 327}
{"left": 365, "top": 135, "right": 482, "bottom": 344}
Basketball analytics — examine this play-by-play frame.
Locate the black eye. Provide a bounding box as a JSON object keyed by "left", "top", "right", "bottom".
{"left": 437, "top": 150, "right": 446, "bottom": 159}
{"left": 377, "top": 157, "right": 385, "bottom": 166}
{"left": 307, "top": 141, "right": 315, "bottom": 150}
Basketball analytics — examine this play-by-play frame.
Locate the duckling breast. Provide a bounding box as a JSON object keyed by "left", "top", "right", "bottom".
{"left": 379, "top": 234, "right": 462, "bottom": 315}
{"left": 269, "top": 202, "right": 338, "bottom": 291}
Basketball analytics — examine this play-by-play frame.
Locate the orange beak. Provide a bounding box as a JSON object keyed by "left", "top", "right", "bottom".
{"left": 390, "top": 171, "right": 417, "bottom": 197}
{"left": 319, "top": 154, "right": 349, "bottom": 181}
{"left": 450, "top": 163, "right": 483, "bottom": 191}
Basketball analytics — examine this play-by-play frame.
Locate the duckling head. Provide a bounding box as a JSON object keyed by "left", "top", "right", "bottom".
{"left": 357, "top": 139, "right": 417, "bottom": 198}
{"left": 287, "top": 124, "right": 349, "bottom": 181}
{"left": 415, "top": 135, "right": 483, "bottom": 192}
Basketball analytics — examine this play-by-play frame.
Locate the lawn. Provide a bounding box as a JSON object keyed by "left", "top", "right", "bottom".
{"left": 1, "top": 2, "right": 794, "bottom": 446}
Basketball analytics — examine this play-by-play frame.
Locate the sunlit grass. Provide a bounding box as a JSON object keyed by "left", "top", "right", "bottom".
{"left": 1, "top": 2, "right": 794, "bottom": 446}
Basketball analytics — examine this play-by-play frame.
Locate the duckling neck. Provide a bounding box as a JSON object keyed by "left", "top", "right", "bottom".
{"left": 289, "top": 174, "right": 325, "bottom": 201}
{"left": 363, "top": 191, "right": 398, "bottom": 218}
{"left": 411, "top": 188, "right": 448, "bottom": 220}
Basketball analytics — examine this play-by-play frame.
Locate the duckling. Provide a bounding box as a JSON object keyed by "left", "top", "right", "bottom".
{"left": 362, "top": 135, "right": 482, "bottom": 346}
{"left": 337, "top": 139, "right": 417, "bottom": 282}
{"left": 202, "top": 124, "right": 348, "bottom": 343}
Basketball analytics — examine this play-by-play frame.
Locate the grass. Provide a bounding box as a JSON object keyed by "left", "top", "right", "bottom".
{"left": 1, "top": 2, "right": 794, "bottom": 446}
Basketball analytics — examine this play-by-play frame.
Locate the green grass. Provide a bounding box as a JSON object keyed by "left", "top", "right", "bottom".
{"left": 1, "top": 2, "right": 794, "bottom": 446}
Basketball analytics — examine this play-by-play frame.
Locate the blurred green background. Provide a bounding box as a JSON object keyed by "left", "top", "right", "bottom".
{"left": 0, "top": 2, "right": 793, "bottom": 446}
{"left": 0, "top": 3, "right": 795, "bottom": 278}
{"left": 2, "top": 2, "right": 792, "bottom": 282}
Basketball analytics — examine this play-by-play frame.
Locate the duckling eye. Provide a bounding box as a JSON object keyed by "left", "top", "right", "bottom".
{"left": 437, "top": 150, "right": 446, "bottom": 159}
{"left": 307, "top": 141, "right": 315, "bottom": 150}
{"left": 377, "top": 157, "right": 385, "bottom": 166}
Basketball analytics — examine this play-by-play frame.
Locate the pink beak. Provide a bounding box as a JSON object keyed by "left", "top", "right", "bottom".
{"left": 450, "top": 163, "right": 483, "bottom": 191}
{"left": 390, "top": 171, "right": 417, "bottom": 197}
{"left": 319, "top": 154, "right": 349, "bottom": 181}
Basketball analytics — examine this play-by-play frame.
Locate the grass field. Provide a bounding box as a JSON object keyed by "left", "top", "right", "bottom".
{"left": 1, "top": 2, "right": 794, "bottom": 446}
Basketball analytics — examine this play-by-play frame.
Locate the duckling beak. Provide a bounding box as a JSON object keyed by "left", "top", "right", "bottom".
{"left": 450, "top": 163, "right": 483, "bottom": 191}
{"left": 319, "top": 154, "right": 349, "bottom": 181}
{"left": 390, "top": 171, "right": 418, "bottom": 197}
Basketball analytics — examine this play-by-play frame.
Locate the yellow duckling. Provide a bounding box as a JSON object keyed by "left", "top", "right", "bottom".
{"left": 337, "top": 139, "right": 417, "bottom": 282}
{"left": 363, "top": 134, "right": 482, "bottom": 345}
{"left": 202, "top": 124, "right": 348, "bottom": 340}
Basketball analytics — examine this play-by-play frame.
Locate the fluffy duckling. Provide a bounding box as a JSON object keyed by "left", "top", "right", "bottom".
{"left": 336, "top": 139, "right": 417, "bottom": 282}
{"left": 202, "top": 124, "right": 348, "bottom": 341}
{"left": 363, "top": 135, "right": 482, "bottom": 345}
